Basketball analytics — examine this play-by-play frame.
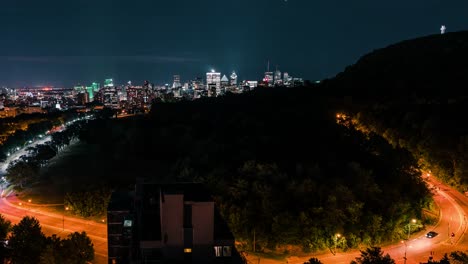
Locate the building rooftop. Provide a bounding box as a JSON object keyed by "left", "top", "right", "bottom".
{"left": 108, "top": 190, "right": 133, "bottom": 212}
{"left": 160, "top": 183, "right": 213, "bottom": 202}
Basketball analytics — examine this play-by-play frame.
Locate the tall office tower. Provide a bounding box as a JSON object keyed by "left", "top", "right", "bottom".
{"left": 172, "top": 75, "right": 182, "bottom": 88}
{"left": 191, "top": 77, "right": 204, "bottom": 90}
{"left": 74, "top": 85, "right": 85, "bottom": 93}
{"left": 263, "top": 72, "right": 274, "bottom": 87}
{"left": 221, "top": 75, "right": 229, "bottom": 87}
{"left": 274, "top": 69, "right": 283, "bottom": 86}
{"left": 230, "top": 71, "right": 238, "bottom": 86}
{"left": 206, "top": 70, "right": 221, "bottom": 96}
{"left": 86, "top": 86, "right": 94, "bottom": 101}
{"left": 92, "top": 82, "right": 101, "bottom": 92}
{"left": 263, "top": 61, "right": 274, "bottom": 87}
{"left": 283, "top": 72, "right": 292, "bottom": 86}
{"left": 104, "top": 79, "right": 114, "bottom": 87}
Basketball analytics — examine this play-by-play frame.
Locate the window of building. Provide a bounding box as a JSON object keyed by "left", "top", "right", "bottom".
{"left": 223, "top": 246, "right": 232, "bottom": 257}
{"left": 123, "top": 220, "right": 132, "bottom": 227}
{"left": 184, "top": 248, "right": 192, "bottom": 253}
{"left": 214, "top": 246, "right": 223, "bottom": 257}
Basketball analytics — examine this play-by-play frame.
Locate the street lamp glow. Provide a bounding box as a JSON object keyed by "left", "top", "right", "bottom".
{"left": 334, "top": 233, "right": 341, "bottom": 255}
{"left": 28, "top": 199, "right": 32, "bottom": 203}
{"left": 408, "top": 219, "right": 417, "bottom": 239}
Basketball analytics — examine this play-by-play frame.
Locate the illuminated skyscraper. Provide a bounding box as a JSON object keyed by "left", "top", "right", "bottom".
{"left": 283, "top": 72, "right": 292, "bottom": 86}
{"left": 104, "top": 79, "right": 114, "bottom": 87}
{"left": 274, "top": 69, "right": 282, "bottom": 86}
{"left": 263, "top": 72, "right": 274, "bottom": 87}
{"left": 230, "top": 71, "right": 238, "bottom": 86}
{"left": 86, "top": 86, "right": 94, "bottom": 101}
{"left": 206, "top": 70, "right": 221, "bottom": 96}
{"left": 172, "top": 75, "right": 182, "bottom": 88}
{"left": 221, "top": 75, "right": 229, "bottom": 87}
{"left": 92, "top": 82, "right": 101, "bottom": 92}
{"left": 263, "top": 61, "right": 274, "bottom": 87}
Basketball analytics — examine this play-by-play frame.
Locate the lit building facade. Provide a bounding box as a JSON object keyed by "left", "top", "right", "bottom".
{"left": 104, "top": 79, "right": 114, "bottom": 88}
{"left": 263, "top": 72, "right": 274, "bottom": 87}
{"left": 206, "top": 71, "right": 221, "bottom": 97}
{"left": 274, "top": 70, "right": 283, "bottom": 86}
{"left": 173, "top": 75, "right": 182, "bottom": 89}
{"left": 107, "top": 183, "right": 240, "bottom": 264}
{"left": 230, "top": 72, "right": 238, "bottom": 86}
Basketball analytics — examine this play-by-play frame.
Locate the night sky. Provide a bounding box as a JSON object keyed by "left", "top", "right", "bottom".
{"left": 1, "top": 0, "right": 467, "bottom": 87}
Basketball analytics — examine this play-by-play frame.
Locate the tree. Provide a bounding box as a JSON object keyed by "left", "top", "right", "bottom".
{"left": 39, "top": 244, "right": 58, "bottom": 264}
{"left": 449, "top": 251, "right": 468, "bottom": 264}
{"left": 9, "top": 216, "right": 46, "bottom": 264}
{"left": 61, "top": 232, "right": 95, "bottom": 264}
{"left": 5, "top": 160, "right": 38, "bottom": 189}
{"left": 350, "top": 247, "right": 395, "bottom": 264}
{"left": 39, "top": 234, "right": 63, "bottom": 264}
{"left": 0, "top": 214, "right": 11, "bottom": 263}
{"left": 304, "top": 257, "right": 323, "bottom": 264}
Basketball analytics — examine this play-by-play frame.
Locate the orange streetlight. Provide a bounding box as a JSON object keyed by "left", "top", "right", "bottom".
{"left": 334, "top": 233, "right": 341, "bottom": 255}
{"left": 401, "top": 240, "right": 408, "bottom": 264}
{"left": 408, "top": 219, "right": 417, "bottom": 239}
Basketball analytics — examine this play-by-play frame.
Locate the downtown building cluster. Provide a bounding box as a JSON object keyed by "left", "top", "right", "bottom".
{"left": 0, "top": 68, "right": 305, "bottom": 117}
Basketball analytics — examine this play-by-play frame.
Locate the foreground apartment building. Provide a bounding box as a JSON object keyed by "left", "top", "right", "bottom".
{"left": 107, "top": 182, "right": 242, "bottom": 264}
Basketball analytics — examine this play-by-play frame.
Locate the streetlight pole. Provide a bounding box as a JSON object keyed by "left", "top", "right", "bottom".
{"left": 408, "top": 219, "right": 416, "bottom": 240}
{"left": 401, "top": 240, "right": 407, "bottom": 264}
{"left": 63, "top": 206, "right": 69, "bottom": 232}
{"left": 334, "top": 233, "right": 341, "bottom": 255}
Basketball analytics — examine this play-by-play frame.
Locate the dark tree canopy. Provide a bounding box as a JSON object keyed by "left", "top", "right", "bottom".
{"left": 8, "top": 216, "right": 46, "bottom": 264}
{"left": 350, "top": 247, "right": 395, "bottom": 264}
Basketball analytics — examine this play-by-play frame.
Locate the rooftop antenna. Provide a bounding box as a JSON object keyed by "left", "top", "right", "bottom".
{"left": 441, "top": 25, "right": 446, "bottom": 34}
{"left": 267, "top": 60, "right": 270, "bottom": 72}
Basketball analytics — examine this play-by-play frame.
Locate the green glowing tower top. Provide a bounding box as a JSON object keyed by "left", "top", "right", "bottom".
{"left": 86, "top": 86, "right": 94, "bottom": 101}
{"left": 104, "top": 79, "right": 114, "bottom": 87}
{"left": 92, "top": 82, "right": 101, "bottom": 92}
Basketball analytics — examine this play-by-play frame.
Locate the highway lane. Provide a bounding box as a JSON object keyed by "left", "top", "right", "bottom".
{"left": 1, "top": 129, "right": 466, "bottom": 264}
{"left": 0, "top": 135, "right": 52, "bottom": 175}
{"left": 0, "top": 118, "right": 108, "bottom": 262}
{"left": 0, "top": 194, "right": 108, "bottom": 264}
{"left": 285, "top": 175, "right": 468, "bottom": 264}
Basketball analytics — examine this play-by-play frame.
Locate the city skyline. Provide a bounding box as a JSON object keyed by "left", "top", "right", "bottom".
{"left": 1, "top": 0, "right": 468, "bottom": 86}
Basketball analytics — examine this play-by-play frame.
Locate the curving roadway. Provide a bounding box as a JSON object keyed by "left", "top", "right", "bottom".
{"left": 1, "top": 138, "right": 467, "bottom": 264}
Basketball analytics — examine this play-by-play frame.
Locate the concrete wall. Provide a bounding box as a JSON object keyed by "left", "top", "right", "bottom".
{"left": 192, "top": 202, "right": 215, "bottom": 262}
{"left": 192, "top": 202, "right": 214, "bottom": 246}
{"left": 160, "top": 194, "right": 184, "bottom": 247}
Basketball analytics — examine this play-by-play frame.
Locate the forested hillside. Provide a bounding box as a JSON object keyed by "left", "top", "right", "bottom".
{"left": 78, "top": 89, "right": 431, "bottom": 251}
{"left": 322, "top": 31, "right": 468, "bottom": 191}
